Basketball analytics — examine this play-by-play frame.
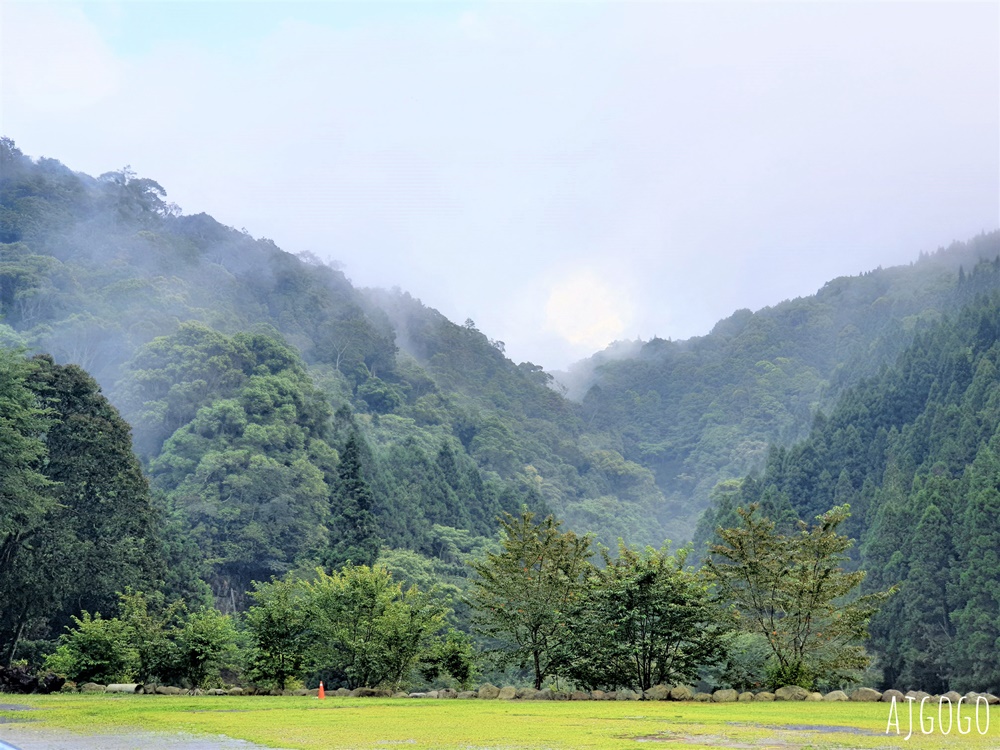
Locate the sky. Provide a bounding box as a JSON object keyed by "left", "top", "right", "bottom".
{"left": 2, "top": 1, "right": 999, "bottom": 371}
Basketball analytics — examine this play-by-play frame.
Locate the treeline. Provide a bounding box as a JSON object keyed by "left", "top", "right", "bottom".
{"left": 43, "top": 508, "right": 888, "bottom": 695}
{"left": 698, "top": 263, "right": 1000, "bottom": 693}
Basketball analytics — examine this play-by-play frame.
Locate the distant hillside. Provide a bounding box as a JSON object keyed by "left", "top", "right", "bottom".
{"left": 699, "top": 264, "right": 1000, "bottom": 692}
{"left": 558, "top": 232, "right": 1000, "bottom": 540}
{"left": 4, "top": 135, "right": 999, "bottom": 559}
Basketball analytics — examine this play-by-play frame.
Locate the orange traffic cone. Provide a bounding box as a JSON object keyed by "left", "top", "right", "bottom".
{"left": 318, "top": 681, "right": 325, "bottom": 700}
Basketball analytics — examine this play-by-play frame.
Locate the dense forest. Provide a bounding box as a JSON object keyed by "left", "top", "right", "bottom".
{"left": 2, "top": 136, "right": 1000, "bottom": 692}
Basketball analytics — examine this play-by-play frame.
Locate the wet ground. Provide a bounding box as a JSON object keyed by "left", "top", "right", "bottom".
{"left": 0, "top": 724, "right": 291, "bottom": 750}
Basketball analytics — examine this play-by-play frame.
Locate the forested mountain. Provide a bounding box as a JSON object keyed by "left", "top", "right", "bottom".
{"left": 560, "top": 232, "right": 1000, "bottom": 539}
{"left": 697, "top": 262, "right": 1000, "bottom": 692}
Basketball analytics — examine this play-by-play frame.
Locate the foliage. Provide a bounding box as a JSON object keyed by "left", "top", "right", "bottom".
{"left": 706, "top": 503, "right": 894, "bottom": 689}
{"left": 45, "top": 612, "right": 136, "bottom": 684}
{"left": 469, "top": 512, "right": 592, "bottom": 689}
{"left": 305, "top": 564, "right": 447, "bottom": 690}
{"left": 245, "top": 576, "right": 314, "bottom": 690}
{"left": 561, "top": 544, "right": 729, "bottom": 692}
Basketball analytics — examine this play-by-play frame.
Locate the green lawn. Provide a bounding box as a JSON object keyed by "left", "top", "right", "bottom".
{"left": 1, "top": 694, "right": 997, "bottom": 749}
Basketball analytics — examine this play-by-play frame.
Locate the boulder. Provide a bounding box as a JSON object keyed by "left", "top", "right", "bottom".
{"left": 806, "top": 692, "right": 823, "bottom": 701}
{"left": 516, "top": 688, "right": 535, "bottom": 699}
{"left": 669, "top": 685, "right": 694, "bottom": 701}
{"left": 824, "top": 690, "right": 848, "bottom": 701}
{"left": 529, "top": 689, "right": 552, "bottom": 700}
{"left": 498, "top": 686, "right": 517, "bottom": 700}
{"left": 307, "top": 689, "right": 320, "bottom": 697}
{"left": 737, "top": 692, "right": 754, "bottom": 702}
{"left": 754, "top": 692, "right": 775, "bottom": 702}
{"left": 227, "top": 687, "right": 244, "bottom": 696}
{"left": 644, "top": 684, "right": 671, "bottom": 701}
{"left": 606, "top": 691, "right": 618, "bottom": 700}
{"left": 437, "top": 688, "right": 457, "bottom": 699}
{"left": 984, "top": 694, "right": 1000, "bottom": 705}
{"left": 570, "top": 691, "right": 591, "bottom": 701}
{"left": 849, "top": 687, "right": 882, "bottom": 702}
{"left": 905, "top": 690, "right": 930, "bottom": 702}
{"left": 478, "top": 683, "right": 500, "bottom": 700}
{"left": 350, "top": 687, "right": 390, "bottom": 698}
{"left": 207, "top": 689, "right": 227, "bottom": 696}
{"left": 425, "top": 690, "right": 440, "bottom": 699}
{"left": 694, "top": 692, "right": 713, "bottom": 702}
{"left": 190, "top": 688, "right": 204, "bottom": 696}
{"left": 334, "top": 687, "right": 352, "bottom": 697}
{"left": 880, "top": 689, "right": 904, "bottom": 703}
{"left": 712, "top": 689, "right": 738, "bottom": 703}
{"left": 457, "top": 691, "right": 476, "bottom": 699}
{"left": 942, "top": 691, "right": 962, "bottom": 703}
{"left": 408, "top": 692, "right": 428, "bottom": 698}
{"left": 775, "top": 685, "right": 809, "bottom": 701}
{"left": 155, "top": 686, "right": 183, "bottom": 695}
{"left": 590, "top": 690, "right": 608, "bottom": 701}
{"left": 617, "top": 689, "right": 640, "bottom": 701}
{"left": 80, "top": 682, "right": 106, "bottom": 693}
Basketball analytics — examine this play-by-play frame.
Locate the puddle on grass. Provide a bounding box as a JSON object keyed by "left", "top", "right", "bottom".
{"left": 0, "top": 726, "right": 294, "bottom": 750}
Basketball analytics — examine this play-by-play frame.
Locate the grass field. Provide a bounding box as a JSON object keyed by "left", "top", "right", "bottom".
{"left": 1, "top": 694, "right": 997, "bottom": 749}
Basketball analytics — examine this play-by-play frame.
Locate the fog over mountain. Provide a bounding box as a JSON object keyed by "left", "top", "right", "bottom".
{"left": 3, "top": 1, "right": 997, "bottom": 370}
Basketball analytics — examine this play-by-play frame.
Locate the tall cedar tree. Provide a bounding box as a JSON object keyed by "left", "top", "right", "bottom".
{"left": 326, "top": 433, "right": 380, "bottom": 568}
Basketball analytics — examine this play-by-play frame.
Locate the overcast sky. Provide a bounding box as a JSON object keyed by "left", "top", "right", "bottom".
{"left": 2, "top": 1, "right": 998, "bottom": 370}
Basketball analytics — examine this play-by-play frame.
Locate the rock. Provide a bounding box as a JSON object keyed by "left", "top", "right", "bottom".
{"left": 155, "top": 686, "right": 182, "bottom": 695}
{"left": 207, "top": 689, "right": 227, "bottom": 696}
{"left": 334, "top": 687, "right": 351, "bottom": 697}
{"left": 905, "top": 690, "right": 930, "bottom": 702}
{"left": 408, "top": 692, "right": 428, "bottom": 698}
{"left": 737, "top": 692, "right": 753, "bottom": 702}
{"left": 268, "top": 689, "right": 283, "bottom": 696}
{"left": 478, "top": 683, "right": 500, "bottom": 700}
{"left": 712, "top": 689, "right": 738, "bottom": 703}
{"left": 694, "top": 692, "right": 713, "bottom": 702}
{"left": 227, "top": 687, "right": 244, "bottom": 696}
{"left": 425, "top": 690, "right": 439, "bottom": 699}
{"left": 457, "top": 691, "right": 476, "bottom": 699}
{"left": 849, "top": 687, "right": 882, "bottom": 702}
{"left": 81, "top": 682, "right": 107, "bottom": 693}
{"left": 350, "top": 687, "right": 390, "bottom": 698}
{"left": 669, "top": 685, "right": 694, "bottom": 701}
{"left": 530, "top": 689, "right": 552, "bottom": 700}
{"left": 190, "top": 688, "right": 204, "bottom": 696}
{"left": 307, "top": 688, "right": 320, "bottom": 697}
{"left": 754, "top": 692, "right": 775, "bottom": 702}
{"left": 775, "top": 685, "right": 809, "bottom": 701}
{"left": 590, "top": 690, "right": 607, "bottom": 700}
{"left": 806, "top": 692, "right": 823, "bottom": 701}
{"left": 570, "top": 691, "right": 590, "bottom": 701}
{"left": 942, "top": 691, "right": 961, "bottom": 703}
{"left": 963, "top": 691, "right": 979, "bottom": 702}
{"left": 616, "top": 689, "right": 638, "bottom": 701}
{"left": 437, "top": 688, "right": 457, "bottom": 699}
{"left": 984, "top": 694, "right": 1000, "bottom": 705}
{"left": 292, "top": 689, "right": 310, "bottom": 696}
{"left": 824, "top": 690, "right": 848, "bottom": 701}
{"left": 554, "top": 691, "right": 571, "bottom": 700}
{"left": 605, "top": 691, "right": 617, "bottom": 700}
{"left": 644, "top": 685, "right": 671, "bottom": 701}
{"left": 498, "top": 686, "right": 517, "bottom": 700}
{"left": 880, "top": 689, "right": 904, "bottom": 703}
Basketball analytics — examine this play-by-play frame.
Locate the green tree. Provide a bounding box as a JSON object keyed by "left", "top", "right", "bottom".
{"left": 245, "top": 576, "right": 314, "bottom": 690}
{"left": 325, "top": 433, "right": 380, "bottom": 568}
{"left": 175, "top": 607, "right": 238, "bottom": 689}
{"left": 706, "top": 503, "right": 895, "bottom": 689}
{"left": 45, "top": 612, "right": 136, "bottom": 684}
{"left": 306, "top": 564, "right": 446, "bottom": 689}
{"left": 469, "top": 512, "right": 592, "bottom": 689}
{"left": 563, "top": 544, "right": 729, "bottom": 692}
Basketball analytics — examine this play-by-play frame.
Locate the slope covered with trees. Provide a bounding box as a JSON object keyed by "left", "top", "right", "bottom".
{"left": 698, "top": 263, "right": 1000, "bottom": 691}
{"left": 561, "top": 232, "right": 1000, "bottom": 540}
